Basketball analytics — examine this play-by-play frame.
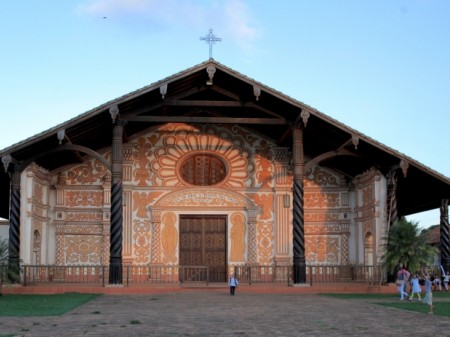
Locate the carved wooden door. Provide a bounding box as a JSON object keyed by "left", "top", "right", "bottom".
{"left": 179, "top": 215, "right": 227, "bottom": 282}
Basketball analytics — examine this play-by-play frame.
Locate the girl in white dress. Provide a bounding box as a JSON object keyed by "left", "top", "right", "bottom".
{"left": 409, "top": 273, "right": 422, "bottom": 302}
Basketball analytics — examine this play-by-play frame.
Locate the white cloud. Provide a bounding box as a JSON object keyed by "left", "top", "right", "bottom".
{"left": 223, "top": 0, "right": 261, "bottom": 49}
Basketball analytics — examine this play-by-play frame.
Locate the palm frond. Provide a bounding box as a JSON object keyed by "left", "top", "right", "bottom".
{"left": 381, "top": 218, "right": 438, "bottom": 274}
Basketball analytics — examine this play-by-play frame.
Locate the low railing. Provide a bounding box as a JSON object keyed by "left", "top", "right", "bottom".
{"left": 20, "top": 264, "right": 383, "bottom": 287}
{"left": 235, "top": 265, "right": 292, "bottom": 286}
{"left": 23, "top": 265, "right": 182, "bottom": 286}
{"left": 307, "top": 265, "right": 383, "bottom": 285}
{"left": 23, "top": 265, "right": 106, "bottom": 286}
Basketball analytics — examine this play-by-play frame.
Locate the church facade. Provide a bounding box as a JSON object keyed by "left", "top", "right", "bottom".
{"left": 1, "top": 60, "right": 449, "bottom": 284}
{"left": 20, "top": 125, "right": 384, "bottom": 269}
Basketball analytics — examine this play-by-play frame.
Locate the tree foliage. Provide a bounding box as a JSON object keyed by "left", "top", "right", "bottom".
{"left": 382, "top": 218, "right": 438, "bottom": 274}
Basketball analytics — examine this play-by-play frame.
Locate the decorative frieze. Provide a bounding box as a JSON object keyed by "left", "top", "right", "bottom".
{"left": 305, "top": 223, "right": 349, "bottom": 235}
{"left": 305, "top": 167, "right": 340, "bottom": 187}
{"left": 304, "top": 192, "right": 340, "bottom": 208}
{"left": 65, "top": 191, "right": 103, "bottom": 207}
{"left": 159, "top": 189, "right": 248, "bottom": 207}
{"left": 56, "top": 223, "right": 103, "bottom": 235}
{"left": 66, "top": 159, "right": 108, "bottom": 185}
{"left": 305, "top": 212, "right": 340, "bottom": 222}
{"left": 65, "top": 212, "right": 103, "bottom": 222}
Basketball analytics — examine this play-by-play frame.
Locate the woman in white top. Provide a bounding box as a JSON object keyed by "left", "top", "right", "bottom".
{"left": 443, "top": 271, "right": 449, "bottom": 290}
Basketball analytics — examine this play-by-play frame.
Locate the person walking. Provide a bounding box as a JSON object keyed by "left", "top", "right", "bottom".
{"left": 409, "top": 273, "right": 422, "bottom": 302}
{"left": 228, "top": 274, "right": 239, "bottom": 296}
{"left": 397, "top": 266, "right": 410, "bottom": 300}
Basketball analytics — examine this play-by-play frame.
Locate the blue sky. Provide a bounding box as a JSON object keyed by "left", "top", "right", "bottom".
{"left": 0, "top": 0, "right": 449, "bottom": 227}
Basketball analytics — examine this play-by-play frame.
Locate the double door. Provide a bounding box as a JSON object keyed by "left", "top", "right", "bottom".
{"left": 179, "top": 215, "right": 227, "bottom": 282}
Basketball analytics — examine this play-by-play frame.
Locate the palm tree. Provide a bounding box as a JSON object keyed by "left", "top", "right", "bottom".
{"left": 382, "top": 218, "right": 438, "bottom": 274}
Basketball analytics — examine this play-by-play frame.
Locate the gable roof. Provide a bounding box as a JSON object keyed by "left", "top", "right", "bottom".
{"left": 1, "top": 59, "right": 449, "bottom": 219}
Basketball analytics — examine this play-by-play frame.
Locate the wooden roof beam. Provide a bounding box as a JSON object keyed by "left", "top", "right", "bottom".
{"left": 123, "top": 115, "right": 286, "bottom": 125}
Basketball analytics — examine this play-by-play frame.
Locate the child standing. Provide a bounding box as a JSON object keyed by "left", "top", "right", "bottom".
{"left": 423, "top": 275, "right": 434, "bottom": 314}
{"left": 228, "top": 274, "right": 239, "bottom": 296}
{"left": 409, "top": 273, "right": 422, "bottom": 302}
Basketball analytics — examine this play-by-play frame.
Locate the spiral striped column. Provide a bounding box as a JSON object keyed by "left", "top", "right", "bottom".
{"left": 292, "top": 125, "right": 306, "bottom": 284}
{"left": 388, "top": 170, "right": 398, "bottom": 227}
{"left": 440, "top": 199, "right": 450, "bottom": 271}
{"left": 293, "top": 179, "right": 306, "bottom": 283}
{"left": 8, "top": 168, "right": 21, "bottom": 282}
{"left": 109, "top": 120, "right": 125, "bottom": 285}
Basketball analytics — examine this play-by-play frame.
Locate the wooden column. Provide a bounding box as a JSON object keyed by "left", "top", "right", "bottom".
{"left": 440, "top": 199, "right": 450, "bottom": 271}
{"left": 292, "top": 125, "right": 306, "bottom": 284}
{"left": 109, "top": 116, "right": 126, "bottom": 285}
{"left": 8, "top": 165, "right": 21, "bottom": 282}
{"left": 387, "top": 169, "right": 398, "bottom": 228}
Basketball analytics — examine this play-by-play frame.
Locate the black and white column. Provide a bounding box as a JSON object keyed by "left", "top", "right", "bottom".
{"left": 440, "top": 199, "right": 450, "bottom": 271}
{"left": 8, "top": 164, "right": 21, "bottom": 282}
{"left": 292, "top": 125, "right": 306, "bottom": 284}
{"left": 109, "top": 107, "right": 125, "bottom": 285}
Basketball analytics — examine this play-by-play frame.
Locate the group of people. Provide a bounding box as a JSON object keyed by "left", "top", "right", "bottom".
{"left": 431, "top": 270, "right": 450, "bottom": 291}
{"left": 396, "top": 265, "right": 436, "bottom": 314}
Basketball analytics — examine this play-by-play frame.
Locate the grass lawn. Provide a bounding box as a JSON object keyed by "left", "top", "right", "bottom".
{"left": 322, "top": 291, "right": 450, "bottom": 317}
{"left": 0, "top": 293, "right": 101, "bottom": 317}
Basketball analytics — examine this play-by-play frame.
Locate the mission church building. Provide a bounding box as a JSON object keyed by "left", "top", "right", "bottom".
{"left": 1, "top": 59, "right": 449, "bottom": 285}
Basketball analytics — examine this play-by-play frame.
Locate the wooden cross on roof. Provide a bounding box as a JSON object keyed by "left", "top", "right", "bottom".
{"left": 200, "top": 28, "right": 222, "bottom": 59}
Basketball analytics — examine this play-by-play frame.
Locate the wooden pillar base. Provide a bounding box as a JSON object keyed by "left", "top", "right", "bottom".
{"left": 293, "top": 257, "right": 306, "bottom": 284}
{"left": 109, "top": 258, "right": 123, "bottom": 285}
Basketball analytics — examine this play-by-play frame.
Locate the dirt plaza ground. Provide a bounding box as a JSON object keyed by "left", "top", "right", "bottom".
{"left": 1, "top": 289, "right": 450, "bottom": 337}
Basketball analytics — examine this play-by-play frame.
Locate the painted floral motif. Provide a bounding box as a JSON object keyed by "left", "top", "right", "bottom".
{"left": 133, "top": 220, "right": 151, "bottom": 264}
{"left": 305, "top": 236, "right": 339, "bottom": 264}
{"left": 64, "top": 236, "right": 102, "bottom": 264}
{"left": 257, "top": 221, "right": 273, "bottom": 265}
{"left": 67, "top": 160, "right": 107, "bottom": 185}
